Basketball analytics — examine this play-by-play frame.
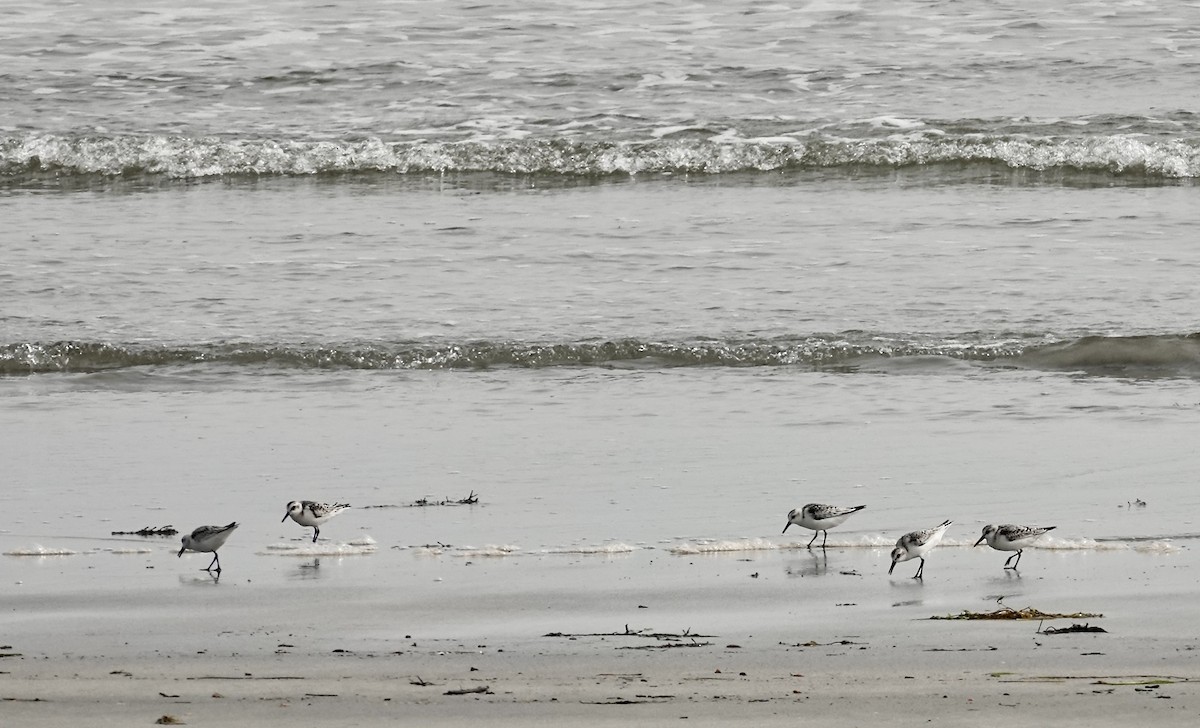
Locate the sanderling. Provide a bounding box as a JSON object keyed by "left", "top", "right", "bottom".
{"left": 178, "top": 522, "right": 239, "bottom": 574}
{"left": 974, "top": 524, "right": 1056, "bottom": 570}
{"left": 889, "top": 519, "right": 951, "bottom": 579}
{"left": 782, "top": 504, "right": 867, "bottom": 548}
{"left": 282, "top": 500, "right": 351, "bottom": 542}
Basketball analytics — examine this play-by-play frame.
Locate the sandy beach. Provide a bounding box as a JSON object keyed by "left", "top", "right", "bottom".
{"left": 4, "top": 540, "right": 1197, "bottom": 727}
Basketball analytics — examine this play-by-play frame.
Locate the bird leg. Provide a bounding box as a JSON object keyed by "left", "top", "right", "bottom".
{"left": 1004, "top": 550, "right": 1022, "bottom": 569}
{"left": 806, "top": 531, "right": 818, "bottom": 549}
{"left": 820, "top": 531, "right": 829, "bottom": 549}
{"left": 205, "top": 553, "right": 221, "bottom": 573}
{"left": 913, "top": 558, "right": 925, "bottom": 579}
{"left": 312, "top": 527, "right": 320, "bottom": 543}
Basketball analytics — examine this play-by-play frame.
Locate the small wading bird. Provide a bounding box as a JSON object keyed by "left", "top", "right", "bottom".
{"left": 282, "top": 500, "right": 351, "bottom": 542}
{"left": 178, "top": 522, "right": 239, "bottom": 575}
{"left": 889, "top": 519, "right": 952, "bottom": 579}
{"left": 974, "top": 524, "right": 1056, "bottom": 570}
{"left": 782, "top": 504, "right": 867, "bottom": 548}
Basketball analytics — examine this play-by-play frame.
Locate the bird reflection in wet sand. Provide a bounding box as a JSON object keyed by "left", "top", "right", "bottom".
{"left": 293, "top": 558, "right": 322, "bottom": 579}
{"left": 785, "top": 549, "right": 829, "bottom": 578}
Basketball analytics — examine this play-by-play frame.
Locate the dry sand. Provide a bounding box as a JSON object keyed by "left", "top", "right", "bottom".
{"left": 3, "top": 637, "right": 1197, "bottom": 727}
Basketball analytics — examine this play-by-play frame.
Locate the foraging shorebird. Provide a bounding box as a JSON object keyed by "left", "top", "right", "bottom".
{"left": 974, "top": 524, "right": 1056, "bottom": 570}
{"left": 178, "top": 522, "right": 239, "bottom": 575}
{"left": 282, "top": 500, "right": 351, "bottom": 542}
{"left": 782, "top": 504, "right": 867, "bottom": 548}
{"left": 889, "top": 520, "right": 951, "bottom": 579}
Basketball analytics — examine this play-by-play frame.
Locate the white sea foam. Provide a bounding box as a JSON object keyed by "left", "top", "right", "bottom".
{"left": 454, "top": 544, "right": 522, "bottom": 557}
{"left": 668, "top": 535, "right": 1180, "bottom": 555}
{"left": 410, "top": 544, "right": 524, "bottom": 558}
{"left": 412, "top": 543, "right": 640, "bottom": 557}
{"left": 540, "top": 543, "right": 639, "bottom": 555}
{"left": 4, "top": 545, "right": 79, "bottom": 556}
{"left": 106, "top": 547, "right": 154, "bottom": 554}
{"left": 1034, "top": 536, "right": 1178, "bottom": 553}
{"left": 670, "top": 538, "right": 779, "bottom": 555}
{"left": 261, "top": 534, "right": 377, "bottom": 556}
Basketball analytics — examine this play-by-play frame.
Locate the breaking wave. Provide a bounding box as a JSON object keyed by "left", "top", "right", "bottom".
{"left": 5, "top": 333, "right": 1200, "bottom": 378}
{"left": 3, "top": 130, "right": 1198, "bottom": 184}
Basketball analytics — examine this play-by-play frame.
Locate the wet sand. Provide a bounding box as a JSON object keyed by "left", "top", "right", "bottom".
{"left": 3, "top": 541, "right": 1197, "bottom": 727}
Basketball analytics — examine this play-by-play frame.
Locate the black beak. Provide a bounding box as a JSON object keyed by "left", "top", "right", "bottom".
{"left": 282, "top": 513, "right": 290, "bottom": 522}
{"left": 888, "top": 559, "right": 896, "bottom": 575}
{"left": 781, "top": 523, "right": 791, "bottom": 534}
{"left": 177, "top": 546, "right": 185, "bottom": 558}
{"left": 973, "top": 536, "right": 985, "bottom": 547}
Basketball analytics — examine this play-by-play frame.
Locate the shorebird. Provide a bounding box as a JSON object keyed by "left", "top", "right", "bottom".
{"left": 974, "top": 524, "right": 1056, "bottom": 569}
{"left": 178, "top": 522, "right": 239, "bottom": 574}
{"left": 782, "top": 504, "right": 867, "bottom": 548}
{"left": 282, "top": 500, "right": 351, "bottom": 542}
{"left": 889, "top": 519, "right": 951, "bottom": 579}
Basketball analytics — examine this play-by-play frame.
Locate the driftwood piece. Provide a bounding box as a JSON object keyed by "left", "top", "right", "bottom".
{"left": 444, "top": 685, "right": 491, "bottom": 695}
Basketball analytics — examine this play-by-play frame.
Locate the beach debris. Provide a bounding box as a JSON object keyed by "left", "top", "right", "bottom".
{"left": 619, "top": 641, "right": 711, "bottom": 650}
{"left": 414, "top": 491, "right": 480, "bottom": 506}
{"left": 546, "top": 625, "right": 716, "bottom": 649}
{"left": 546, "top": 625, "right": 715, "bottom": 640}
{"left": 999, "top": 675, "right": 1192, "bottom": 685}
{"left": 410, "top": 676, "right": 434, "bottom": 686}
{"left": 925, "top": 646, "right": 999, "bottom": 652}
{"left": 930, "top": 604, "right": 1102, "bottom": 621}
{"left": 111, "top": 526, "right": 178, "bottom": 537}
{"left": 1120, "top": 498, "right": 1147, "bottom": 508}
{"left": 444, "top": 685, "right": 491, "bottom": 696}
{"left": 155, "top": 716, "right": 184, "bottom": 725}
{"left": 363, "top": 492, "right": 480, "bottom": 509}
{"left": 157, "top": 692, "right": 180, "bottom": 698}
{"left": 1039, "top": 623, "right": 1108, "bottom": 635}
{"left": 779, "top": 639, "right": 865, "bottom": 648}
{"left": 1093, "top": 677, "right": 1185, "bottom": 685}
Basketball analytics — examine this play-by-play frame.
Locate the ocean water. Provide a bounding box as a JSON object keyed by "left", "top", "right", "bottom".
{"left": 3, "top": 0, "right": 1199, "bottom": 623}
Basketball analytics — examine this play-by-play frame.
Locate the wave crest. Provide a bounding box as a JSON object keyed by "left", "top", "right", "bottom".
{"left": 6, "top": 334, "right": 1200, "bottom": 378}
{"left": 4, "top": 132, "right": 1197, "bottom": 182}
